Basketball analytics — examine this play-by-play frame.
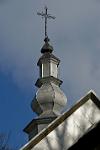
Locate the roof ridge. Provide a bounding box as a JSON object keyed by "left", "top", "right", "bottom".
{"left": 20, "top": 91, "right": 100, "bottom": 150}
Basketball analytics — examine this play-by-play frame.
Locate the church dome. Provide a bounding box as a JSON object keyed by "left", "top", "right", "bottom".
{"left": 41, "top": 37, "right": 53, "bottom": 53}
{"left": 31, "top": 82, "right": 67, "bottom": 117}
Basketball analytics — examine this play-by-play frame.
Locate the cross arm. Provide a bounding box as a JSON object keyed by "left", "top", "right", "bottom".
{"left": 47, "top": 14, "right": 56, "bottom": 19}
{"left": 37, "top": 12, "right": 45, "bottom": 17}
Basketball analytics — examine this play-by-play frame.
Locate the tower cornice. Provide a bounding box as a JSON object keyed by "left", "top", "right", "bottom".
{"left": 35, "top": 76, "right": 63, "bottom": 88}
{"left": 37, "top": 52, "right": 60, "bottom": 66}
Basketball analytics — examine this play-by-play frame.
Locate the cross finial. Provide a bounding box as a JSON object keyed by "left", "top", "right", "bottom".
{"left": 37, "top": 6, "right": 55, "bottom": 41}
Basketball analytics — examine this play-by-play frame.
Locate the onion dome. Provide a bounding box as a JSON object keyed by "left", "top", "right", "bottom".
{"left": 31, "top": 82, "right": 67, "bottom": 118}
{"left": 41, "top": 37, "right": 53, "bottom": 53}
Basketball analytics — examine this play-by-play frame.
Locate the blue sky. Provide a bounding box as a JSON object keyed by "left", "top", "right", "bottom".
{"left": 1, "top": 0, "right": 100, "bottom": 148}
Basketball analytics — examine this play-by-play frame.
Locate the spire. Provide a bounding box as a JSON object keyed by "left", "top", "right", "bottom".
{"left": 23, "top": 7, "right": 67, "bottom": 140}
{"left": 31, "top": 7, "right": 67, "bottom": 118}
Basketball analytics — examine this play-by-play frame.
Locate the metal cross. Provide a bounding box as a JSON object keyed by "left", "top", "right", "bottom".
{"left": 37, "top": 6, "right": 55, "bottom": 39}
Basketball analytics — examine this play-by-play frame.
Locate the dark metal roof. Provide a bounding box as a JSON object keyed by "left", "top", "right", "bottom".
{"left": 41, "top": 37, "right": 53, "bottom": 53}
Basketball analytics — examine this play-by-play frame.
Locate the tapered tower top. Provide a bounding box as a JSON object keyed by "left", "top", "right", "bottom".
{"left": 31, "top": 7, "right": 67, "bottom": 118}
{"left": 24, "top": 7, "right": 67, "bottom": 140}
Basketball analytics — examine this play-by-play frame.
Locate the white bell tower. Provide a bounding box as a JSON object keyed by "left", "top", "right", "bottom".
{"left": 23, "top": 7, "right": 67, "bottom": 141}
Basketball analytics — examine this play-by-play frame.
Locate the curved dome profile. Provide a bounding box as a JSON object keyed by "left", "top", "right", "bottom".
{"left": 31, "top": 82, "right": 67, "bottom": 118}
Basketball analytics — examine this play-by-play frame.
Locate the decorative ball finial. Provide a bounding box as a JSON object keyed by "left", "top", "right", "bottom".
{"left": 44, "top": 36, "right": 50, "bottom": 43}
